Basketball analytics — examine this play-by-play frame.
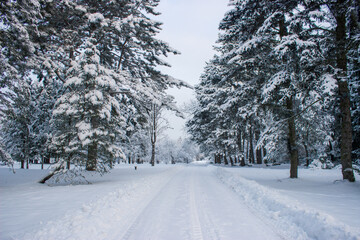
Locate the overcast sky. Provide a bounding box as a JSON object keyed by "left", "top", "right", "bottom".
{"left": 154, "top": 0, "right": 230, "bottom": 141}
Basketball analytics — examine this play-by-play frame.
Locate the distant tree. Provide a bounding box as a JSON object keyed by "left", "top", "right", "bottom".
{"left": 147, "top": 104, "right": 172, "bottom": 166}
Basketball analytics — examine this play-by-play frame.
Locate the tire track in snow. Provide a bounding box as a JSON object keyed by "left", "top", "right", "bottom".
{"left": 189, "top": 172, "right": 204, "bottom": 240}
{"left": 194, "top": 182, "right": 221, "bottom": 240}
{"left": 120, "top": 170, "right": 181, "bottom": 240}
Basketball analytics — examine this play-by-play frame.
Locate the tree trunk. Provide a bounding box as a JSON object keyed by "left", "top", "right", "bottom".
{"left": 150, "top": 143, "right": 155, "bottom": 166}
{"left": 230, "top": 156, "right": 234, "bottom": 166}
{"left": 255, "top": 128, "right": 262, "bottom": 164}
{"left": 242, "top": 132, "right": 245, "bottom": 156}
{"left": 338, "top": 79, "right": 355, "bottom": 181}
{"left": 217, "top": 154, "right": 221, "bottom": 164}
{"left": 240, "top": 156, "right": 245, "bottom": 166}
{"left": 262, "top": 147, "right": 267, "bottom": 162}
{"left": 66, "top": 155, "right": 71, "bottom": 170}
{"left": 150, "top": 104, "right": 157, "bottom": 167}
{"left": 237, "top": 128, "right": 242, "bottom": 152}
{"left": 39, "top": 164, "right": 64, "bottom": 184}
{"left": 86, "top": 116, "right": 99, "bottom": 171}
{"left": 256, "top": 148, "right": 262, "bottom": 165}
{"left": 329, "top": 140, "right": 335, "bottom": 162}
{"left": 224, "top": 153, "right": 228, "bottom": 165}
{"left": 246, "top": 140, "right": 249, "bottom": 163}
{"left": 86, "top": 141, "right": 97, "bottom": 171}
{"left": 304, "top": 142, "right": 309, "bottom": 167}
{"left": 334, "top": 1, "right": 355, "bottom": 182}
{"left": 287, "top": 97, "right": 298, "bottom": 178}
{"left": 249, "top": 126, "right": 255, "bottom": 164}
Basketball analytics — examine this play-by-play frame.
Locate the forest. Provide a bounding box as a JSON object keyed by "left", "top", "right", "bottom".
{"left": 186, "top": 0, "right": 359, "bottom": 181}
{"left": 0, "top": 0, "right": 196, "bottom": 180}
{"left": 0, "top": 0, "right": 359, "bottom": 183}
{"left": 1, "top": 1, "right": 360, "bottom": 239}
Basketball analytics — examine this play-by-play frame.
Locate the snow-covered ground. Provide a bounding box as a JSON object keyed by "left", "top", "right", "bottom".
{"left": 0, "top": 163, "right": 359, "bottom": 240}
{"left": 216, "top": 165, "right": 360, "bottom": 239}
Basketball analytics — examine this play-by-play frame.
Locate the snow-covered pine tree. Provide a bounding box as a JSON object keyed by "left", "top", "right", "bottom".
{"left": 1, "top": 0, "right": 82, "bottom": 171}
{"left": 259, "top": 3, "right": 328, "bottom": 177}
{"left": 348, "top": 0, "right": 360, "bottom": 163}
{"left": 188, "top": 0, "right": 343, "bottom": 176}
{"left": 301, "top": 0, "right": 357, "bottom": 181}
{"left": 186, "top": 57, "right": 225, "bottom": 161}
{"left": 0, "top": 0, "right": 42, "bottom": 88}
{"left": 51, "top": 37, "right": 129, "bottom": 172}
{"left": 0, "top": 141, "right": 14, "bottom": 170}
{"left": 48, "top": 0, "right": 186, "bottom": 176}
{"left": 0, "top": 1, "right": 43, "bottom": 164}
{"left": 1, "top": 80, "right": 35, "bottom": 169}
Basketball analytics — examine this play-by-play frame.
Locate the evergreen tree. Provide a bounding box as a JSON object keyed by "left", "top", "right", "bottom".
{"left": 1, "top": 80, "right": 34, "bottom": 169}
{"left": 303, "top": 0, "right": 357, "bottom": 181}
{"left": 348, "top": 0, "right": 360, "bottom": 162}
{"left": 51, "top": 38, "right": 129, "bottom": 172}
{"left": 187, "top": 0, "right": 354, "bottom": 181}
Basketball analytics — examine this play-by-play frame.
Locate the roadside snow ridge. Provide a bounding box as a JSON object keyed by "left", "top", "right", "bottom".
{"left": 215, "top": 168, "right": 360, "bottom": 240}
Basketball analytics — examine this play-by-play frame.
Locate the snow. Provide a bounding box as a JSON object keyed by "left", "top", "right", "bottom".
{"left": 216, "top": 166, "right": 360, "bottom": 240}
{"left": 262, "top": 70, "right": 287, "bottom": 99}
{"left": 322, "top": 73, "right": 337, "bottom": 95}
{"left": 1, "top": 164, "right": 359, "bottom": 240}
{"left": 65, "top": 77, "right": 82, "bottom": 87}
{"left": 83, "top": 64, "right": 97, "bottom": 76}
{"left": 75, "top": 5, "right": 87, "bottom": 13}
{"left": 88, "top": 13, "right": 105, "bottom": 24}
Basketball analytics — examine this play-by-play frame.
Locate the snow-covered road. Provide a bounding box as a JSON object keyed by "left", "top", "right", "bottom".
{"left": 119, "top": 166, "right": 282, "bottom": 240}
{"left": 17, "top": 165, "right": 282, "bottom": 240}
{"left": 1, "top": 164, "right": 359, "bottom": 240}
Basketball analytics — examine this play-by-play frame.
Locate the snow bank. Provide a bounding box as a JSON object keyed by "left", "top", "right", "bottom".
{"left": 215, "top": 167, "right": 360, "bottom": 240}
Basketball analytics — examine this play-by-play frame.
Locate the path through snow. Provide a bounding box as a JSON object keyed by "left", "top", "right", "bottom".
{"left": 2, "top": 164, "right": 359, "bottom": 240}
{"left": 119, "top": 166, "right": 282, "bottom": 240}
{"left": 23, "top": 166, "right": 282, "bottom": 240}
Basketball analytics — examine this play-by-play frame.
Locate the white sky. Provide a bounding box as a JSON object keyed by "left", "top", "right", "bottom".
{"left": 154, "top": 0, "right": 230, "bottom": 141}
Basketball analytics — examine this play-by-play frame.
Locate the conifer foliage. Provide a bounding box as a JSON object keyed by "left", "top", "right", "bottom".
{"left": 187, "top": 0, "right": 359, "bottom": 181}
{"left": 1, "top": 0, "right": 186, "bottom": 181}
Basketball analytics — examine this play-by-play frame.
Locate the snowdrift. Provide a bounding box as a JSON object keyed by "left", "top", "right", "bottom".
{"left": 215, "top": 167, "right": 360, "bottom": 240}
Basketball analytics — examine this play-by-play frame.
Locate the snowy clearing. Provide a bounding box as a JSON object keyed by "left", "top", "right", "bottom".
{"left": 0, "top": 163, "right": 359, "bottom": 240}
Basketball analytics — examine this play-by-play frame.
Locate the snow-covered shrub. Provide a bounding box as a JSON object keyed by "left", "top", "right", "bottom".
{"left": 45, "top": 167, "right": 90, "bottom": 185}
{"left": 309, "top": 157, "right": 334, "bottom": 169}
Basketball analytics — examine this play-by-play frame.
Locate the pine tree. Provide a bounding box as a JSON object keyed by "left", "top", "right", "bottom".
{"left": 51, "top": 38, "right": 129, "bottom": 172}
{"left": 48, "top": 0, "right": 186, "bottom": 175}
{"left": 348, "top": 0, "right": 360, "bottom": 162}
{"left": 303, "top": 0, "right": 357, "bottom": 181}
{"left": 187, "top": 0, "right": 347, "bottom": 178}
{"left": 1, "top": 80, "right": 34, "bottom": 169}
{"left": 0, "top": 0, "right": 42, "bottom": 87}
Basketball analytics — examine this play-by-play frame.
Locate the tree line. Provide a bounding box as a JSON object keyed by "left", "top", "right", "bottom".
{"left": 186, "top": 0, "right": 359, "bottom": 181}
{"left": 0, "top": 0, "right": 189, "bottom": 180}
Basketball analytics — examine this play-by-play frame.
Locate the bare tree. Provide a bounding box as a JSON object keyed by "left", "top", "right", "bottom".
{"left": 148, "top": 104, "right": 170, "bottom": 166}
